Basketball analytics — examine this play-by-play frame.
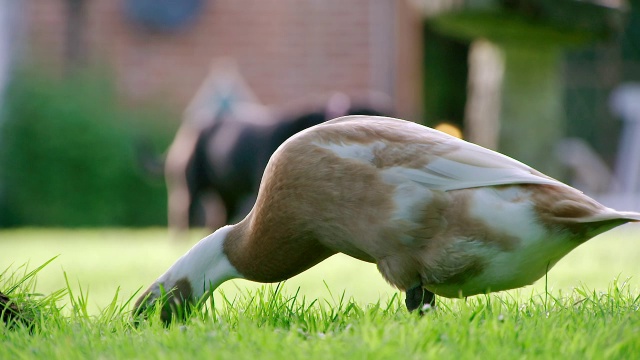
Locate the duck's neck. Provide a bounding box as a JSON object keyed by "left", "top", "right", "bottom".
{"left": 158, "top": 225, "right": 244, "bottom": 299}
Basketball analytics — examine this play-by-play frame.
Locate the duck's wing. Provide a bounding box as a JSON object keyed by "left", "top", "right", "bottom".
{"left": 318, "top": 116, "right": 568, "bottom": 191}
{"left": 390, "top": 137, "right": 565, "bottom": 191}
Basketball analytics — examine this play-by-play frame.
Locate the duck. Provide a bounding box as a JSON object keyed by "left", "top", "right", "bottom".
{"left": 134, "top": 115, "right": 640, "bottom": 322}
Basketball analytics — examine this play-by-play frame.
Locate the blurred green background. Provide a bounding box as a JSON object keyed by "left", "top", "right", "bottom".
{"left": 0, "top": 68, "right": 176, "bottom": 227}
{"left": 0, "top": 0, "right": 639, "bottom": 226}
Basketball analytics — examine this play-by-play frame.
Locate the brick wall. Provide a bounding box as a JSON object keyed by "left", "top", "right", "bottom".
{"left": 24, "top": 0, "right": 423, "bottom": 119}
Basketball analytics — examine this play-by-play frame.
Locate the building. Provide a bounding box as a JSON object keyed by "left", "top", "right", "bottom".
{"left": 22, "top": 0, "right": 424, "bottom": 119}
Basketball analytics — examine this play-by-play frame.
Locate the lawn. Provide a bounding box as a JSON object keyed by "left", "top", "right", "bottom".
{"left": 1, "top": 225, "right": 640, "bottom": 358}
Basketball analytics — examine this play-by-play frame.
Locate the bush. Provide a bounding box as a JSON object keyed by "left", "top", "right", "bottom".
{"left": 0, "top": 68, "right": 175, "bottom": 227}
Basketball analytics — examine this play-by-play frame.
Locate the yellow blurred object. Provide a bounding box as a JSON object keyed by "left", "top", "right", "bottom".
{"left": 434, "top": 122, "right": 463, "bottom": 139}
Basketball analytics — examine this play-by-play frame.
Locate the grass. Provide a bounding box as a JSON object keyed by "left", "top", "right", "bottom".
{"left": 1, "top": 226, "right": 639, "bottom": 358}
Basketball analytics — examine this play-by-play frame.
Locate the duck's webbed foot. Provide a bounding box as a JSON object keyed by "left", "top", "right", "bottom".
{"left": 405, "top": 286, "right": 436, "bottom": 315}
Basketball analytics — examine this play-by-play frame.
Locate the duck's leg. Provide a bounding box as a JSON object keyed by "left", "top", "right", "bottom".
{"left": 405, "top": 286, "right": 436, "bottom": 314}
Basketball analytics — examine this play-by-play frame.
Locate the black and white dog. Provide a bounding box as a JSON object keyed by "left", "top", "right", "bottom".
{"left": 164, "top": 92, "right": 391, "bottom": 234}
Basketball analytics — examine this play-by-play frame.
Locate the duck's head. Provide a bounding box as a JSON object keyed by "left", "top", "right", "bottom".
{"left": 133, "top": 277, "right": 195, "bottom": 325}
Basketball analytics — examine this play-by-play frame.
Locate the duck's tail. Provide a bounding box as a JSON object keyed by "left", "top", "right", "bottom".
{"left": 567, "top": 209, "right": 640, "bottom": 240}
{"left": 576, "top": 209, "right": 640, "bottom": 224}
{"left": 614, "top": 211, "right": 640, "bottom": 222}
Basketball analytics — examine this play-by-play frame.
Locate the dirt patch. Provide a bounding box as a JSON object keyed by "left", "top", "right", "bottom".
{"left": 0, "top": 291, "right": 31, "bottom": 330}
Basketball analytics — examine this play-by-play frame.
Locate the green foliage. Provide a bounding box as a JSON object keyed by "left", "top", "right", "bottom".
{"left": 422, "top": 23, "right": 468, "bottom": 127}
{"left": 1, "top": 230, "right": 639, "bottom": 358}
{"left": 1, "top": 259, "right": 640, "bottom": 359}
{"left": 0, "top": 258, "right": 66, "bottom": 332}
{"left": 0, "top": 68, "right": 175, "bottom": 227}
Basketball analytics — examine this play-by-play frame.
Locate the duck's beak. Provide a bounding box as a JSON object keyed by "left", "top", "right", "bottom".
{"left": 133, "top": 279, "right": 195, "bottom": 325}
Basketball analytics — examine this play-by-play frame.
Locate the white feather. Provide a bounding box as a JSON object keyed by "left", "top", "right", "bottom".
{"left": 395, "top": 158, "right": 562, "bottom": 191}
{"left": 312, "top": 140, "right": 384, "bottom": 163}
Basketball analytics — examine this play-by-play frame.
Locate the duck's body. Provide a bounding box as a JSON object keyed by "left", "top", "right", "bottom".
{"left": 136, "top": 116, "right": 640, "bottom": 321}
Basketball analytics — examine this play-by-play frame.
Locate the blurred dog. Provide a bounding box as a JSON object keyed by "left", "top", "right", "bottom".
{"left": 164, "top": 92, "right": 391, "bottom": 235}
